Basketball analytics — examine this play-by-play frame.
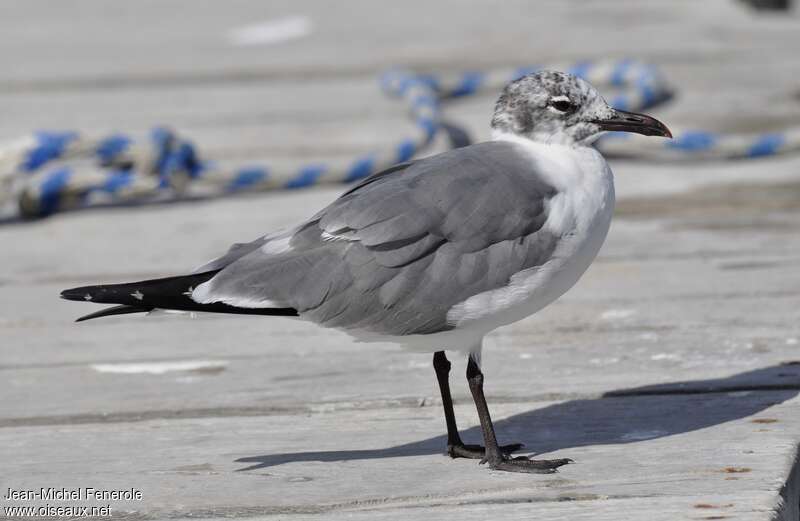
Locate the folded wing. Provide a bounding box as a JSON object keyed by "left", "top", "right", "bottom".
{"left": 192, "top": 141, "right": 561, "bottom": 335}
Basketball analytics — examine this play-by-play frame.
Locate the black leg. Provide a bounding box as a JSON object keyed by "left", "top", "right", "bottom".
{"left": 433, "top": 351, "right": 523, "bottom": 459}
{"left": 466, "top": 356, "right": 572, "bottom": 474}
{"left": 433, "top": 351, "right": 464, "bottom": 448}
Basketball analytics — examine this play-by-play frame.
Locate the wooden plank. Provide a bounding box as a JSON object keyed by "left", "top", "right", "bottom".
{"left": 1, "top": 395, "right": 797, "bottom": 519}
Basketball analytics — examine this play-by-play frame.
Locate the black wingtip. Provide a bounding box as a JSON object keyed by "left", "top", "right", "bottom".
{"left": 75, "top": 305, "right": 151, "bottom": 322}
{"left": 60, "top": 271, "right": 298, "bottom": 321}
{"left": 61, "top": 287, "right": 90, "bottom": 302}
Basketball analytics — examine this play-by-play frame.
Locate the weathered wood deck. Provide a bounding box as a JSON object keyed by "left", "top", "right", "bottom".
{"left": 1, "top": 1, "right": 799, "bottom": 519}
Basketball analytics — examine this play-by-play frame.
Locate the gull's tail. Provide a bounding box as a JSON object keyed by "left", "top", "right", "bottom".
{"left": 60, "top": 271, "right": 298, "bottom": 322}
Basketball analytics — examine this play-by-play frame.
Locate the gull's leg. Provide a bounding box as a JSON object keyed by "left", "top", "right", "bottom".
{"left": 433, "top": 351, "right": 522, "bottom": 459}
{"left": 466, "top": 355, "right": 572, "bottom": 473}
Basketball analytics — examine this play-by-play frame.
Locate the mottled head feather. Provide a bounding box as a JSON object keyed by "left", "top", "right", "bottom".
{"left": 491, "top": 71, "right": 614, "bottom": 145}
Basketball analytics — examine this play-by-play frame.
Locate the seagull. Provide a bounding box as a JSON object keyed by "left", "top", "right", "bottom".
{"left": 61, "top": 71, "right": 671, "bottom": 473}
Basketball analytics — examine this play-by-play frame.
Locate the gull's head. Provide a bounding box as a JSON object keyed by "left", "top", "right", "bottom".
{"left": 491, "top": 70, "right": 671, "bottom": 146}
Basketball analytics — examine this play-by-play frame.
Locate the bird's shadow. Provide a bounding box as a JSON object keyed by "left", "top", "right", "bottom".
{"left": 235, "top": 363, "right": 800, "bottom": 471}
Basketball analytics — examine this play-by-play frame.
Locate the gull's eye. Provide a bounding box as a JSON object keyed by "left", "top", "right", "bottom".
{"left": 550, "top": 99, "right": 575, "bottom": 113}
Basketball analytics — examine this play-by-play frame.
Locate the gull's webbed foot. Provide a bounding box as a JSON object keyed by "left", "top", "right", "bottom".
{"left": 482, "top": 455, "right": 573, "bottom": 474}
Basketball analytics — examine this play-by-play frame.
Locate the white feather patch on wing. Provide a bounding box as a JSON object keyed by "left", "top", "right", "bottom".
{"left": 321, "top": 230, "right": 359, "bottom": 242}
{"left": 192, "top": 232, "right": 297, "bottom": 308}
{"left": 261, "top": 235, "right": 293, "bottom": 255}
{"left": 191, "top": 279, "right": 288, "bottom": 309}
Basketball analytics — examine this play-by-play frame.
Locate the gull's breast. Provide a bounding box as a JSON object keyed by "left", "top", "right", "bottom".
{"left": 446, "top": 145, "right": 615, "bottom": 332}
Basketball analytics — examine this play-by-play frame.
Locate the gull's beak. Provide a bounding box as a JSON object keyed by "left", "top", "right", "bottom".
{"left": 592, "top": 109, "right": 672, "bottom": 138}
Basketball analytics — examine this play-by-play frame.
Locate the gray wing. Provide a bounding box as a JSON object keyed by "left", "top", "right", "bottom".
{"left": 192, "top": 141, "right": 560, "bottom": 335}
{"left": 193, "top": 233, "right": 281, "bottom": 273}
{"left": 192, "top": 163, "right": 420, "bottom": 274}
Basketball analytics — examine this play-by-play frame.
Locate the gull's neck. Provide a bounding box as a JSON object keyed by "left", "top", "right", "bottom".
{"left": 490, "top": 130, "right": 611, "bottom": 191}
{"left": 491, "top": 129, "right": 580, "bottom": 149}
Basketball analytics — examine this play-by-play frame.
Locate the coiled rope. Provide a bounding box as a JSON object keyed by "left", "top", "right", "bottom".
{"left": 1, "top": 58, "right": 798, "bottom": 219}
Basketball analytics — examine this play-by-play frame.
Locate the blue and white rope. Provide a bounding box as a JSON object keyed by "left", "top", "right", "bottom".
{"left": 1, "top": 58, "right": 798, "bottom": 218}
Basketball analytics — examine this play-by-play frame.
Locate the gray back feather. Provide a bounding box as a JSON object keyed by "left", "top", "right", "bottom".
{"left": 198, "top": 141, "right": 560, "bottom": 335}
